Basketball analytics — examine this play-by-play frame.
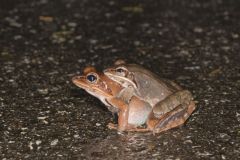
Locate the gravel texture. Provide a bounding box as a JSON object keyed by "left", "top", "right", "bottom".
{"left": 0, "top": 0, "right": 239, "bottom": 159}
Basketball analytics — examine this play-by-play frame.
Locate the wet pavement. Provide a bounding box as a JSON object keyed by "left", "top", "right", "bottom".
{"left": 0, "top": 0, "right": 240, "bottom": 159}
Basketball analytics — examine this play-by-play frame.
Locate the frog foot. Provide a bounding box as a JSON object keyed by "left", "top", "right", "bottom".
{"left": 153, "top": 101, "right": 196, "bottom": 134}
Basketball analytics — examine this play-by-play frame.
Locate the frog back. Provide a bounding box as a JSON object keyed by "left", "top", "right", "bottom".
{"left": 127, "top": 64, "right": 181, "bottom": 106}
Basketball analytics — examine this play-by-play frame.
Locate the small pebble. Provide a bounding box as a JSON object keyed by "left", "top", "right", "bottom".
{"left": 51, "top": 139, "right": 59, "bottom": 146}
{"left": 96, "top": 123, "right": 101, "bottom": 126}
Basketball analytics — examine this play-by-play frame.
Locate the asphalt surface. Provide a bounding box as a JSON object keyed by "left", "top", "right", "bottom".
{"left": 0, "top": 0, "right": 240, "bottom": 159}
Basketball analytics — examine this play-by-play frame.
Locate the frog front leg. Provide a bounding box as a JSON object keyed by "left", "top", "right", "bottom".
{"left": 106, "top": 98, "right": 128, "bottom": 131}
{"left": 108, "top": 96, "right": 152, "bottom": 132}
{"left": 107, "top": 97, "right": 136, "bottom": 132}
{"left": 151, "top": 90, "right": 196, "bottom": 133}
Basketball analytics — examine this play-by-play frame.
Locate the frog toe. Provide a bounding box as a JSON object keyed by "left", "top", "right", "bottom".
{"left": 107, "top": 123, "right": 118, "bottom": 130}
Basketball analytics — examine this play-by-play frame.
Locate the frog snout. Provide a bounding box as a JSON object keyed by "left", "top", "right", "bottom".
{"left": 103, "top": 69, "right": 109, "bottom": 73}
{"left": 103, "top": 68, "right": 114, "bottom": 75}
{"left": 72, "top": 76, "right": 83, "bottom": 83}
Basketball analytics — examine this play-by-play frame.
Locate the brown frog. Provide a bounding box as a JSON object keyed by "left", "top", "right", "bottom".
{"left": 104, "top": 60, "right": 196, "bottom": 133}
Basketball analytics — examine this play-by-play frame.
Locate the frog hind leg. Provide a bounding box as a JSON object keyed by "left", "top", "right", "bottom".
{"left": 151, "top": 90, "right": 196, "bottom": 134}
{"left": 152, "top": 90, "right": 193, "bottom": 117}
{"left": 152, "top": 101, "right": 196, "bottom": 134}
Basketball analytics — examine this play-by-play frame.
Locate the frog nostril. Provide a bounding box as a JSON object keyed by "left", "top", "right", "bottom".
{"left": 72, "top": 76, "right": 79, "bottom": 81}
{"left": 72, "top": 76, "right": 83, "bottom": 83}
{"left": 103, "top": 68, "right": 112, "bottom": 73}
{"left": 103, "top": 69, "right": 108, "bottom": 73}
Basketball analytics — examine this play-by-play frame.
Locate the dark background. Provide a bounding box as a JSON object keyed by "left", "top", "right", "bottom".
{"left": 0, "top": 0, "right": 239, "bottom": 159}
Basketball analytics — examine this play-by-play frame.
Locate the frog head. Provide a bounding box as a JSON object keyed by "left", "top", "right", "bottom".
{"left": 104, "top": 60, "right": 137, "bottom": 89}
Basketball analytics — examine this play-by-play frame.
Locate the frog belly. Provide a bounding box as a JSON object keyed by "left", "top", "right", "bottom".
{"left": 127, "top": 100, "right": 151, "bottom": 126}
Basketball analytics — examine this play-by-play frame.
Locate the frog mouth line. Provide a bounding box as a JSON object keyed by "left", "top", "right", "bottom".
{"left": 104, "top": 72, "right": 137, "bottom": 89}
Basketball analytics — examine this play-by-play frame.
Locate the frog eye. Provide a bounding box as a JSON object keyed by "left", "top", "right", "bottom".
{"left": 116, "top": 67, "right": 127, "bottom": 76}
{"left": 116, "top": 67, "right": 127, "bottom": 73}
{"left": 86, "top": 73, "right": 98, "bottom": 83}
{"left": 116, "top": 68, "right": 125, "bottom": 73}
